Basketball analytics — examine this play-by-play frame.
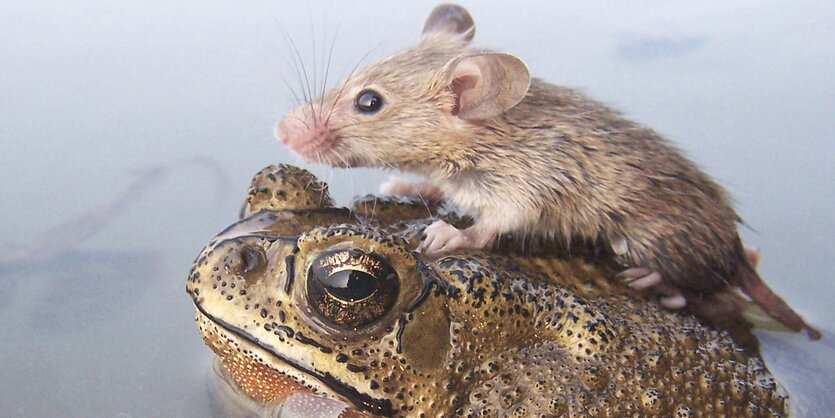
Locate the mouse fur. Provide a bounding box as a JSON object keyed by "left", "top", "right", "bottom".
{"left": 276, "top": 3, "right": 820, "bottom": 343}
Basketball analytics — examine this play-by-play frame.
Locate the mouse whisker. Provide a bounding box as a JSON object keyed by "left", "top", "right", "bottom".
{"left": 329, "top": 118, "right": 383, "bottom": 134}
{"left": 278, "top": 74, "right": 305, "bottom": 109}
{"left": 308, "top": 9, "right": 318, "bottom": 114}
{"left": 277, "top": 23, "right": 317, "bottom": 125}
{"left": 369, "top": 194, "right": 378, "bottom": 222}
{"left": 334, "top": 151, "right": 360, "bottom": 197}
{"left": 302, "top": 166, "right": 326, "bottom": 199}
{"left": 273, "top": 20, "right": 310, "bottom": 105}
{"left": 319, "top": 25, "right": 340, "bottom": 123}
{"left": 414, "top": 188, "right": 435, "bottom": 218}
{"left": 283, "top": 112, "right": 310, "bottom": 131}
{"left": 324, "top": 46, "right": 380, "bottom": 126}
{"left": 265, "top": 14, "right": 307, "bottom": 110}
{"left": 367, "top": 155, "right": 435, "bottom": 217}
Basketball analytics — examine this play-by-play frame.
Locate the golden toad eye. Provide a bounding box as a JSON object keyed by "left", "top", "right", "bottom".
{"left": 307, "top": 249, "right": 399, "bottom": 329}
{"left": 319, "top": 269, "right": 378, "bottom": 302}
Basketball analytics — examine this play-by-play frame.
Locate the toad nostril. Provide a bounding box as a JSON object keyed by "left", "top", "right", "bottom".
{"left": 240, "top": 246, "right": 265, "bottom": 275}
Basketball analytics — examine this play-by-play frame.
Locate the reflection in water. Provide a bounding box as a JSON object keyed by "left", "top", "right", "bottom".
{"left": 0, "top": 158, "right": 226, "bottom": 314}
{"left": 0, "top": 157, "right": 227, "bottom": 267}
{"left": 0, "top": 166, "right": 169, "bottom": 318}
{"left": 0, "top": 159, "right": 227, "bottom": 416}
{"left": 3, "top": 250, "right": 160, "bottom": 333}
{"left": 615, "top": 36, "right": 707, "bottom": 62}
{"left": 758, "top": 330, "right": 835, "bottom": 417}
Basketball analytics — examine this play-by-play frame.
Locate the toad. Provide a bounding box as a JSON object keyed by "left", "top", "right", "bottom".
{"left": 187, "top": 164, "right": 788, "bottom": 417}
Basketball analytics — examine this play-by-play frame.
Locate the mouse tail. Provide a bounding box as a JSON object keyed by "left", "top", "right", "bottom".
{"left": 735, "top": 258, "right": 821, "bottom": 340}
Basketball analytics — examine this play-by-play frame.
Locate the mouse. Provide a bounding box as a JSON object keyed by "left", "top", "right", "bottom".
{"left": 275, "top": 3, "right": 820, "bottom": 342}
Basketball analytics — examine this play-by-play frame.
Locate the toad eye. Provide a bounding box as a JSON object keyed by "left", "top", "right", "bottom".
{"left": 307, "top": 249, "right": 399, "bottom": 329}
{"left": 319, "top": 269, "right": 378, "bottom": 302}
{"left": 355, "top": 89, "right": 383, "bottom": 114}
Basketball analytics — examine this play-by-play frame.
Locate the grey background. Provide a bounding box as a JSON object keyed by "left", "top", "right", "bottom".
{"left": 1, "top": 1, "right": 832, "bottom": 416}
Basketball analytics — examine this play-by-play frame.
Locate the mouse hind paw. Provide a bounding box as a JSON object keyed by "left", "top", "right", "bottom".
{"left": 619, "top": 267, "right": 688, "bottom": 309}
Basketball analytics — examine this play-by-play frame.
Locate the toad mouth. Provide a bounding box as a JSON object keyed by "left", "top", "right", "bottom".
{"left": 194, "top": 302, "right": 393, "bottom": 417}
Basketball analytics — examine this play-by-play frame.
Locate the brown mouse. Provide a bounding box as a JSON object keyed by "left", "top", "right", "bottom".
{"left": 275, "top": 3, "right": 820, "bottom": 342}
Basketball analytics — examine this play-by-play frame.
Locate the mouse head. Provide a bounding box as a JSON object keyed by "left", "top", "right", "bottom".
{"left": 276, "top": 4, "right": 531, "bottom": 176}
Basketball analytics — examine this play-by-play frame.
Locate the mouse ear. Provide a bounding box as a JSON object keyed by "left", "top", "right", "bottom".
{"left": 421, "top": 4, "right": 475, "bottom": 42}
{"left": 446, "top": 53, "right": 531, "bottom": 120}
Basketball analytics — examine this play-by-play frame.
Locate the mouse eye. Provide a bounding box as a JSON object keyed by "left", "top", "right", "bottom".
{"left": 355, "top": 89, "right": 384, "bottom": 114}
{"left": 307, "top": 249, "right": 398, "bottom": 329}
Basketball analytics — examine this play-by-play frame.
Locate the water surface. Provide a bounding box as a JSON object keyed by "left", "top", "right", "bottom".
{"left": 1, "top": 1, "right": 833, "bottom": 416}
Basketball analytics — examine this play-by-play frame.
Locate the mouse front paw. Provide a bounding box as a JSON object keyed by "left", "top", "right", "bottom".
{"left": 420, "top": 220, "right": 498, "bottom": 255}
{"left": 420, "top": 220, "right": 469, "bottom": 255}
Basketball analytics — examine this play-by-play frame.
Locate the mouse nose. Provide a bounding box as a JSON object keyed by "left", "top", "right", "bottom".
{"left": 275, "top": 118, "right": 291, "bottom": 145}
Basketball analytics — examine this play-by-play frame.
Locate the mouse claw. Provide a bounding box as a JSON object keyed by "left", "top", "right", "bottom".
{"left": 618, "top": 267, "right": 652, "bottom": 281}
{"left": 626, "top": 271, "right": 662, "bottom": 290}
{"left": 743, "top": 245, "right": 760, "bottom": 267}
{"left": 660, "top": 294, "right": 687, "bottom": 310}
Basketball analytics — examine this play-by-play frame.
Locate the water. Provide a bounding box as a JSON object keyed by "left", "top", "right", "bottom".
{"left": 1, "top": 1, "right": 832, "bottom": 416}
